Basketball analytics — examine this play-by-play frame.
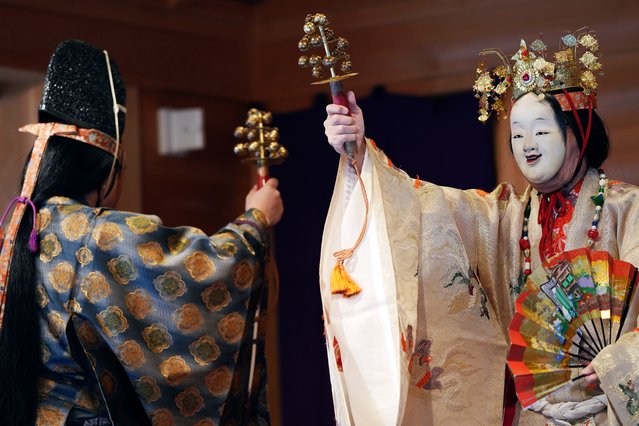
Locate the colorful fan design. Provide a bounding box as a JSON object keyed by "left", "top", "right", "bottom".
{"left": 507, "top": 248, "right": 638, "bottom": 408}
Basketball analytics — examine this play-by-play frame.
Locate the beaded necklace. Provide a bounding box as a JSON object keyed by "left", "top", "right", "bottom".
{"left": 520, "top": 169, "right": 607, "bottom": 279}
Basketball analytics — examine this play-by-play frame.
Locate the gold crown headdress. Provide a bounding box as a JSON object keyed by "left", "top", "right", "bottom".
{"left": 474, "top": 28, "right": 602, "bottom": 122}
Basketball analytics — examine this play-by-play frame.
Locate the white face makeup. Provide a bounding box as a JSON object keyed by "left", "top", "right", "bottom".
{"left": 510, "top": 93, "right": 566, "bottom": 184}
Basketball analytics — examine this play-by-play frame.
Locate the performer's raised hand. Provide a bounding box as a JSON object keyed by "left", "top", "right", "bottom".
{"left": 324, "top": 91, "right": 366, "bottom": 169}
{"left": 245, "top": 178, "right": 283, "bottom": 226}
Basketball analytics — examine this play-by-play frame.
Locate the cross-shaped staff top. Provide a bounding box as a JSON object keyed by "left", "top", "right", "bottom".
{"left": 297, "top": 13, "right": 355, "bottom": 82}
{"left": 233, "top": 108, "right": 287, "bottom": 165}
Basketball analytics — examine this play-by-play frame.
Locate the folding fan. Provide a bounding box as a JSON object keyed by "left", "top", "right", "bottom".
{"left": 507, "top": 248, "right": 638, "bottom": 408}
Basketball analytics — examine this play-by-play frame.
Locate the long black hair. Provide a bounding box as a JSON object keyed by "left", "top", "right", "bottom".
{"left": 0, "top": 135, "right": 120, "bottom": 425}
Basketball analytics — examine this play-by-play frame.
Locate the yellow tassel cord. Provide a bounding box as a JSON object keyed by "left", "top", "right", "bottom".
{"left": 331, "top": 155, "right": 369, "bottom": 298}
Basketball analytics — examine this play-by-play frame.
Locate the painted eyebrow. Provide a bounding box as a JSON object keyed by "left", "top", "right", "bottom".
{"left": 511, "top": 117, "right": 552, "bottom": 124}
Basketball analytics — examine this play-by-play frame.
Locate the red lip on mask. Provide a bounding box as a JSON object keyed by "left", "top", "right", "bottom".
{"left": 526, "top": 154, "right": 541, "bottom": 164}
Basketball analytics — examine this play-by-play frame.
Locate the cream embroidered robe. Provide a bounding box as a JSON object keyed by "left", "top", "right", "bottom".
{"left": 320, "top": 140, "right": 639, "bottom": 425}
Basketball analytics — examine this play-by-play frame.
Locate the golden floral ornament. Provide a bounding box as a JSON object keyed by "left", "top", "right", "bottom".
{"left": 77, "top": 320, "right": 100, "bottom": 346}
{"left": 135, "top": 376, "right": 161, "bottom": 403}
{"left": 579, "top": 51, "right": 601, "bottom": 71}
{"left": 96, "top": 306, "right": 129, "bottom": 337}
{"left": 168, "top": 234, "right": 191, "bottom": 255}
{"left": 125, "top": 215, "right": 159, "bottom": 235}
{"left": 125, "top": 289, "right": 154, "bottom": 320}
{"left": 151, "top": 408, "right": 175, "bottom": 426}
{"left": 76, "top": 246, "right": 94, "bottom": 266}
{"left": 35, "top": 284, "right": 49, "bottom": 308}
{"left": 143, "top": 323, "right": 173, "bottom": 353}
{"left": 153, "top": 271, "right": 187, "bottom": 301}
{"left": 173, "top": 303, "right": 204, "bottom": 333}
{"left": 92, "top": 222, "right": 124, "bottom": 251}
{"left": 579, "top": 33, "right": 598, "bottom": 51}
{"left": 64, "top": 299, "right": 82, "bottom": 314}
{"left": 160, "top": 355, "right": 191, "bottom": 386}
{"left": 233, "top": 259, "right": 256, "bottom": 290}
{"left": 137, "top": 241, "right": 164, "bottom": 266}
{"left": 36, "top": 208, "right": 51, "bottom": 233}
{"left": 205, "top": 366, "right": 232, "bottom": 396}
{"left": 581, "top": 70, "right": 598, "bottom": 90}
{"left": 201, "top": 282, "right": 231, "bottom": 312}
{"left": 48, "top": 261, "right": 76, "bottom": 293}
{"left": 472, "top": 72, "right": 493, "bottom": 94}
{"left": 81, "top": 271, "right": 112, "bottom": 304}
{"left": 218, "top": 312, "right": 245, "bottom": 344}
{"left": 117, "top": 340, "right": 146, "bottom": 369}
{"left": 184, "top": 251, "right": 215, "bottom": 282}
{"left": 36, "top": 405, "right": 66, "bottom": 426}
{"left": 100, "top": 370, "right": 116, "bottom": 397}
{"left": 40, "top": 342, "right": 51, "bottom": 364}
{"left": 61, "top": 212, "right": 90, "bottom": 241}
{"left": 57, "top": 203, "right": 83, "bottom": 215}
{"left": 189, "top": 335, "right": 221, "bottom": 366}
{"left": 175, "top": 387, "right": 205, "bottom": 417}
{"left": 47, "top": 311, "right": 65, "bottom": 339}
{"left": 107, "top": 254, "right": 139, "bottom": 285}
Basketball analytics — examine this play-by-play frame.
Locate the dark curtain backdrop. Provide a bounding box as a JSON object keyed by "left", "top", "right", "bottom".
{"left": 271, "top": 89, "right": 495, "bottom": 425}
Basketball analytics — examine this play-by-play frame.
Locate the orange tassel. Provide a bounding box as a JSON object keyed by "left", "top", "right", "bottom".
{"left": 330, "top": 260, "right": 361, "bottom": 297}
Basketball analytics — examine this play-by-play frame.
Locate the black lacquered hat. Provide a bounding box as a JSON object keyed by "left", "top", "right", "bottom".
{"left": 39, "top": 39, "right": 126, "bottom": 140}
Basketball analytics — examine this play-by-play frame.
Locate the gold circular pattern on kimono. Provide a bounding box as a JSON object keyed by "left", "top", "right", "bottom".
{"left": 37, "top": 377, "right": 56, "bottom": 395}
{"left": 189, "top": 335, "right": 220, "bottom": 366}
{"left": 77, "top": 320, "right": 100, "bottom": 346}
{"left": 47, "top": 311, "right": 65, "bottom": 339}
{"left": 151, "top": 408, "right": 175, "bottom": 426}
{"left": 137, "top": 241, "right": 165, "bottom": 266}
{"left": 81, "top": 271, "right": 112, "bottom": 304}
{"left": 194, "top": 420, "right": 215, "bottom": 426}
{"left": 218, "top": 312, "right": 245, "bottom": 344}
{"left": 175, "top": 386, "right": 205, "bottom": 417}
{"left": 201, "top": 282, "right": 231, "bottom": 312}
{"left": 173, "top": 303, "right": 204, "bottom": 333}
{"left": 118, "top": 340, "right": 146, "bottom": 369}
{"left": 64, "top": 299, "right": 82, "bottom": 314}
{"left": 125, "top": 289, "right": 154, "bottom": 320}
{"left": 168, "top": 234, "right": 191, "bottom": 255}
{"left": 37, "top": 208, "right": 51, "bottom": 234}
{"left": 35, "top": 284, "right": 49, "bottom": 308}
{"left": 142, "top": 323, "right": 173, "bottom": 353}
{"left": 211, "top": 239, "right": 238, "bottom": 259}
{"left": 153, "top": 271, "right": 187, "bottom": 301}
{"left": 92, "top": 222, "right": 124, "bottom": 251}
{"left": 40, "top": 342, "right": 51, "bottom": 364}
{"left": 48, "top": 261, "right": 76, "bottom": 293}
{"left": 232, "top": 259, "right": 256, "bottom": 290}
{"left": 76, "top": 246, "right": 94, "bottom": 266}
{"left": 75, "top": 388, "right": 100, "bottom": 411}
{"left": 184, "top": 251, "right": 215, "bottom": 282}
{"left": 107, "top": 254, "right": 139, "bottom": 285}
{"left": 135, "top": 376, "right": 162, "bottom": 403}
{"left": 205, "top": 366, "right": 232, "bottom": 396}
{"left": 160, "top": 355, "right": 191, "bottom": 386}
{"left": 57, "top": 203, "right": 84, "bottom": 215}
{"left": 36, "top": 405, "right": 66, "bottom": 426}
{"left": 96, "top": 306, "right": 129, "bottom": 337}
{"left": 61, "top": 212, "right": 90, "bottom": 241}
{"left": 99, "top": 370, "right": 116, "bottom": 397}
{"left": 125, "top": 215, "right": 159, "bottom": 235}
{"left": 39, "top": 233, "right": 62, "bottom": 263}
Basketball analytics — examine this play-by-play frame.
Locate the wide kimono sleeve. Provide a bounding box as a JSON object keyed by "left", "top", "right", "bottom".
{"left": 590, "top": 181, "right": 639, "bottom": 425}
{"left": 321, "top": 139, "right": 528, "bottom": 425}
{"left": 71, "top": 207, "right": 270, "bottom": 425}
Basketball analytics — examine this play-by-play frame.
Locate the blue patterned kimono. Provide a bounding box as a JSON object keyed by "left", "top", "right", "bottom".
{"left": 34, "top": 196, "right": 270, "bottom": 425}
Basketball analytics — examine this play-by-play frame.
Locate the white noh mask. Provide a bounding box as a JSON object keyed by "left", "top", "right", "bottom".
{"left": 510, "top": 93, "right": 566, "bottom": 185}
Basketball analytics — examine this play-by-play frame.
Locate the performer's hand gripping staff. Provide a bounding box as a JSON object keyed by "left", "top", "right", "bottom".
{"left": 298, "top": 12, "right": 367, "bottom": 297}
{"left": 233, "top": 109, "right": 287, "bottom": 395}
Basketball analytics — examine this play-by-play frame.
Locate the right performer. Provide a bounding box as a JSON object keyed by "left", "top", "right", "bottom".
{"left": 320, "top": 30, "right": 639, "bottom": 425}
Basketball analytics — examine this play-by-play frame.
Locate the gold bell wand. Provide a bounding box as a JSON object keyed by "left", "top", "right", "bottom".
{"left": 298, "top": 13, "right": 366, "bottom": 297}
{"left": 233, "top": 108, "right": 286, "bottom": 396}
{"left": 297, "top": 13, "right": 358, "bottom": 159}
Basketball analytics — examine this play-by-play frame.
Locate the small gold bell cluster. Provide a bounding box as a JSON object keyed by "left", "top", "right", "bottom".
{"left": 233, "top": 108, "right": 287, "bottom": 164}
{"left": 297, "top": 13, "right": 353, "bottom": 79}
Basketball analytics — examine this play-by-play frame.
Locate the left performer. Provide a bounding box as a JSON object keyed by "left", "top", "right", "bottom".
{"left": 0, "top": 40, "right": 283, "bottom": 426}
